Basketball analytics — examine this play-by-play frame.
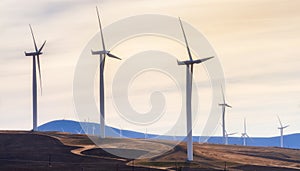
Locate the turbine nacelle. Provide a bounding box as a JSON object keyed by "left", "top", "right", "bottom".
{"left": 24, "top": 51, "right": 43, "bottom": 56}
{"left": 278, "top": 125, "right": 289, "bottom": 130}
{"left": 241, "top": 133, "right": 250, "bottom": 139}
{"left": 91, "top": 50, "right": 121, "bottom": 60}
{"left": 91, "top": 50, "right": 109, "bottom": 55}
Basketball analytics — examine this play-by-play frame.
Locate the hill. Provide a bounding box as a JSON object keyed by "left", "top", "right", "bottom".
{"left": 39, "top": 119, "right": 300, "bottom": 149}
{"left": 0, "top": 131, "right": 300, "bottom": 171}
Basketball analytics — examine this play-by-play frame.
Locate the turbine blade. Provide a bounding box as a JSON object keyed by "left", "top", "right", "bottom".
{"left": 96, "top": 6, "right": 106, "bottom": 52}
{"left": 221, "top": 85, "right": 225, "bottom": 104}
{"left": 283, "top": 125, "right": 289, "bottom": 129}
{"left": 244, "top": 118, "right": 246, "bottom": 133}
{"left": 39, "top": 40, "right": 46, "bottom": 53}
{"left": 107, "top": 53, "right": 121, "bottom": 60}
{"left": 225, "top": 104, "right": 232, "bottom": 108}
{"left": 179, "top": 17, "right": 193, "bottom": 61}
{"left": 277, "top": 115, "right": 283, "bottom": 128}
{"left": 247, "top": 134, "right": 254, "bottom": 142}
{"left": 29, "top": 24, "right": 38, "bottom": 52}
{"left": 228, "top": 132, "right": 237, "bottom": 136}
{"left": 37, "top": 55, "right": 43, "bottom": 95}
{"left": 219, "top": 122, "right": 223, "bottom": 127}
{"left": 191, "top": 64, "right": 194, "bottom": 75}
{"left": 192, "top": 56, "right": 214, "bottom": 64}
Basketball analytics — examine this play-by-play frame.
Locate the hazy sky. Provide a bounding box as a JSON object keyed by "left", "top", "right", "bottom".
{"left": 0, "top": 0, "right": 299, "bottom": 137}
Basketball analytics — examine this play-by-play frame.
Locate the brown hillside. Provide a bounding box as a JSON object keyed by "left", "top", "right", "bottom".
{"left": 0, "top": 131, "right": 299, "bottom": 171}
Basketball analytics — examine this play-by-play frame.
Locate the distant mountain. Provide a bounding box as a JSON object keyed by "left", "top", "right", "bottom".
{"left": 38, "top": 119, "right": 155, "bottom": 139}
{"left": 207, "top": 134, "right": 300, "bottom": 149}
{"left": 38, "top": 120, "right": 300, "bottom": 149}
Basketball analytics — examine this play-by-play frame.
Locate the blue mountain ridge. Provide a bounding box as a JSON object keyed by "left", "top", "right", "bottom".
{"left": 38, "top": 119, "right": 300, "bottom": 149}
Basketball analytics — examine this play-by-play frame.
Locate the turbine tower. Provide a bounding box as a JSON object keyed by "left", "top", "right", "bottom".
{"left": 219, "top": 86, "right": 232, "bottom": 144}
{"left": 177, "top": 18, "right": 214, "bottom": 161}
{"left": 91, "top": 7, "right": 121, "bottom": 138}
{"left": 277, "top": 115, "right": 289, "bottom": 148}
{"left": 24, "top": 25, "right": 46, "bottom": 131}
{"left": 241, "top": 118, "right": 250, "bottom": 146}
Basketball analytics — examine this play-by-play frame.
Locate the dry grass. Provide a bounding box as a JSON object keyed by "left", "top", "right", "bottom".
{"left": 0, "top": 131, "right": 299, "bottom": 171}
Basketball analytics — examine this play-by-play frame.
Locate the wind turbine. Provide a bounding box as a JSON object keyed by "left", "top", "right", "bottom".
{"left": 24, "top": 25, "right": 46, "bottom": 131}
{"left": 241, "top": 118, "right": 250, "bottom": 146}
{"left": 91, "top": 7, "right": 121, "bottom": 138}
{"left": 84, "top": 119, "right": 89, "bottom": 135}
{"left": 277, "top": 115, "right": 289, "bottom": 148}
{"left": 119, "top": 125, "right": 122, "bottom": 138}
{"left": 219, "top": 86, "right": 232, "bottom": 144}
{"left": 76, "top": 128, "right": 83, "bottom": 134}
{"left": 144, "top": 128, "right": 148, "bottom": 139}
{"left": 177, "top": 18, "right": 214, "bottom": 161}
{"left": 92, "top": 125, "right": 95, "bottom": 135}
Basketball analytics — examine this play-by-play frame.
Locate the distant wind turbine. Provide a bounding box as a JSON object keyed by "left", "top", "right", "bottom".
{"left": 219, "top": 86, "right": 232, "bottom": 144}
{"left": 119, "top": 125, "right": 122, "bottom": 138}
{"left": 241, "top": 118, "right": 250, "bottom": 146}
{"left": 76, "top": 128, "right": 83, "bottom": 134}
{"left": 84, "top": 119, "right": 89, "bottom": 135}
{"left": 91, "top": 6, "right": 121, "bottom": 138}
{"left": 24, "top": 25, "right": 46, "bottom": 131}
{"left": 144, "top": 128, "right": 148, "bottom": 139}
{"left": 177, "top": 17, "right": 214, "bottom": 161}
{"left": 92, "top": 125, "right": 95, "bottom": 135}
{"left": 277, "top": 115, "right": 289, "bottom": 148}
{"left": 173, "top": 130, "right": 177, "bottom": 141}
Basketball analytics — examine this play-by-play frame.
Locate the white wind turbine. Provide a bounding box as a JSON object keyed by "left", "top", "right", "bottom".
{"left": 241, "top": 118, "right": 250, "bottom": 146}
{"left": 173, "top": 130, "right": 177, "bottom": 141}
{"left": 177, "top": 17, "right": 214, "bottom": 161}
{"left": 76, "top": 128, "right": 83, "bottom": 134}
{"left": 118, "top": 125, "right": 123, "bottom": 138}
{"left": 219, "top": 86, "right": 232, "bottom": 144}
{"left": 91, "top": 7, "right": 121, "bottom": 138}
{"left": 24, "top": 25, "right": 46, "bottom": 131}
{"left": 92, "top": 125, "right": 95, "bottom": 135}
{"left": 242, "top": 118, "right": 250, "bottom": 146}
{"left": 277, "top": 115, "right": 289, "bottom": 148}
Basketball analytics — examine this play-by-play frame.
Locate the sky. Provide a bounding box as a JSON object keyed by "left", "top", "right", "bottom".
{"left": 0, "top": 0, "right": 299, "bottom": 137}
